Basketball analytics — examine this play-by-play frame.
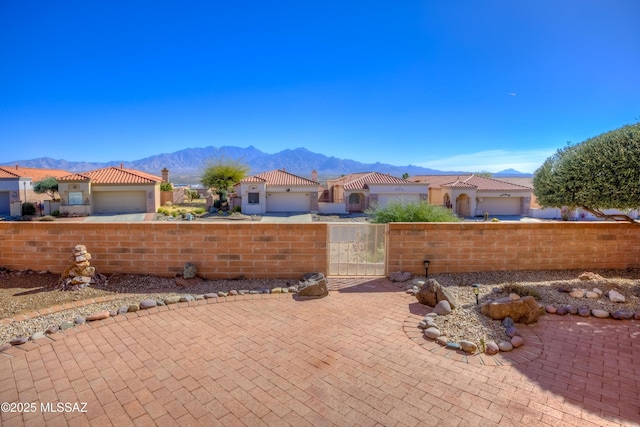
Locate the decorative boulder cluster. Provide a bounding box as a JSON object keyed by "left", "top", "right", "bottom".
{"left": 297, "top": 272, "right": 329, "bottom": 298}
{"left": 59, "top": 245, "right": 106, "bottom": 291}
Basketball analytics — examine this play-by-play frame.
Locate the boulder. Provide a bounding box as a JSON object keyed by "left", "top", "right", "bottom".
{"left": 388, "top": 271, "right": 412, "bottom": 282}
{"left": 480, "top": 296, "right": 540, "bottom": 324}
{"left": 298, "top": 273, "right": 329, "bottom": 298}
{"left": 415, "top": 279, "right": 458, "bottom": 309}
{"left": 183, "top": 263, "right": 197, "bottom": 279}
{"left": 578, "top": 272, "right": 603, "bottom": 281}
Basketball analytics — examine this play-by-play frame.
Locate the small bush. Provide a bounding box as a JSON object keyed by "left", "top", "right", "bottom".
{"left": 171, "top": 211, "right": 178, "bottom": 218}
{"left": 39, "top": 215, "right": 55, "bottom": 221}
{"left": 502, "top": 283, "right": 540, "bottom": 300}
{"left": 22, "top": 202, "right": 36, "bottom": 216}
{"left": 194, "top": 208, "right": 205, "bottom": 215}
{"left": 52, "top": 210, "right": 60, "bottom": 217}
{"left": 491, "top": 217, "right": 500, "bottom": 222}
{"left": 157, "top": 207, "right": 170, "bottom": 215}
{"left": 367, "top": 201, "right": 460, "bottom": 223}
{"left": 160, "top": 182, "right": 173, "bottom": 191}
{"left": 233, "top": 206, "right": 241, "bottom": 213}
{"left": 164, "top": 201, "right": 173, "bottom": 207}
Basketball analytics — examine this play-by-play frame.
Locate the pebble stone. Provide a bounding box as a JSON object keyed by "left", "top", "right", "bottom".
{"left": 30, "top": 331, "right": 46, "bottom": 341}
{"left": 506, "top": 326, "right": 520, "bottom": 338}
{"left": 612, "top": 310, "right": 634, "bottom": 320}
{"left": 203, "top": 293, "right": 218, "bottom": 299}
{"left": 128, "top": 304, "right": 140, "bottom": 313}
{"left": 502, "top": 317, "right": 515, "bottom": 328}
{"left": 45, "top": 325, "right": 59, "bottom": 335}
{"left": 459, "top": 340, "right": 477, "bottom": 353}
{"left": 60, "top": 322, "right": 74, "bottom": 330}
{"left": 578, "top": 307, "right": 591, "bottom": 317}
{"left": 446, "top": 342, "right": 461, "bottom": 350}
{"left": 218, "top": 291, "right": 229, "bottom": 297}
{"left": 140, "top": 299, "right": 157, "bottom": 309}
{"left": 555, "top": 307, "right": 567, "bottom": 316}
{"left": 164, "top": 296, "right": 181, "bottom": 304}
{"left": 545, "top": 305, "right": 557, "bottom": 314}
{"left": 10, "top": 337, "right": 28, "bottom": 345}
{"left": 435, "top": 336, "right": 448, "bottom": 346}
{"left": 86, "top": 311, "right": 110, "bottom": 321}
{"left": 74, "top": 317, "right": 86, "bottom": 325}
{"left": 117, "top": 306, "right": 129, "bottom": 314}
{"left": 229, "top": 290, "right": 239, "bottom": 296}
{"left": 485, "top": 341, "right": 500, "bottom": 355}
{"left": 179, "top": 295, "right": 194, "bottom": 302}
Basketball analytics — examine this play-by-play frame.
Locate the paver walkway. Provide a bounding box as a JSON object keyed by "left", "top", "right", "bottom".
{"left": 0, "top": 278, "right": 638, "bottom": 426}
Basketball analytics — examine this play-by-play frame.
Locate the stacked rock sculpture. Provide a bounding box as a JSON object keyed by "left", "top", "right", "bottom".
{"left": 59, "top": 245, "right": 106, "bottom": 290}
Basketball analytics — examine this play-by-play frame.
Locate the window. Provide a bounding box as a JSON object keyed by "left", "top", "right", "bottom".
{"left": 68, "top": 191, "right": 83, "bottom": 205}
{"left": 248, "top": 192, "right": 259, "bottom": 204}
{"left": 349, "top": 193, "right": 360, "bottom": 204}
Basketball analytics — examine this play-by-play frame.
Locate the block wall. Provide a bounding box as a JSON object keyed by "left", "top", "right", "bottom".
{"left": 387, "top": 222, "right": 640, "bottom": 275}
{"left": 0, "top": 222, "right": 327, "bottom": 279}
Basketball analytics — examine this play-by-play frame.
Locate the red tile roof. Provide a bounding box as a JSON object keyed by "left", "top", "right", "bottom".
{"left": 59, "top": 167, "right": 162, "bottom": 184}
{"left": 339, "top": 172, "right": 416, "bottom": 190}
{"left": 0, "top": 166, "right": 71, "bottom": 180}
{"left": 412, "top": 174, "right": 531, "bottom": 191}
{"left": 241, "top": 170, "right": 318, "bottom": 186}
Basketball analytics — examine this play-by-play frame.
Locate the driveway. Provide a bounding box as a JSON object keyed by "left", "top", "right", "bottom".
{"left": 82, "top": 213, "right": 150, "bottom": 222}
{"left": 1, "top": 278, "right": 637, "bottom": 426}
{"left": 260, "top": 213, "right": 313, "bottom": 223}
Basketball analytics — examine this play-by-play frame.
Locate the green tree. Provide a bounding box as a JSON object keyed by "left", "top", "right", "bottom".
{"left": 474, "top": 171, "right": 493, "bottom": 178}
{"left": 366, "top": 200, "right": 461, "bottom": 223}
{"left": 32, "top": 176, "right": 59, "bottom": 200}
{"left": 201, "top": 157, "right": 250, "bottom": 192}
{"left": 402, "top": 173, "right": 409, "bottom": 179}
{"left": 533, "top": 122, "right": 640, "bottom": 223}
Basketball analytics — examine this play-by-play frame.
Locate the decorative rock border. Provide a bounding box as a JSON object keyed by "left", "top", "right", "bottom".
{"left": 544, "top": 304, "right": 640, "bottom": 320}
{"left": 0, "top": 285, "right": 301, "bottom": 354}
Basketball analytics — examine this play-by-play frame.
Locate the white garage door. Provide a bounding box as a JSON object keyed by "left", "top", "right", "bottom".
{"left": 0, "top": 191, "right": 10, "bottom": 215}
{"left": 266, "top": 193, "right": 310, "bottom": 212}
{"left": 376, "top": 194, "right": 420, "bottom": 208}
{"left": 481, "top": 197, "right": 521, "bottom": 215}
{"left": 93, "top": 191, "right": 147, "bottom": 214}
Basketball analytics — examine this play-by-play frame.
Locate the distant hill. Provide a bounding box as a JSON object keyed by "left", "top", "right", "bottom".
{"left": 3, "top": 146, "right": 530, "bottom": 184}
{"left": 494, "top": 168, "right": 533, "bottom": 178}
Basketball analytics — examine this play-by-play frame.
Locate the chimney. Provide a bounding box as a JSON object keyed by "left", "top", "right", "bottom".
{"left": 15, "top": 164, "right": 18, "bottom": 170}
{"left": 282, "top": 167, "right": 286, "bottom": 172}
{"left": 311, "top": 170, "right": 318, "bottom": 182}
{"left": 161, "top": 168, "right": 169, "bottom": 183}
{"left": 120, "top": 163, "right": 123, "bottom": 169}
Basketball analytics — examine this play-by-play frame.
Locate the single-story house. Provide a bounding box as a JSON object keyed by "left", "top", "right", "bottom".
{"left": 235, "top": 169, "right": 321, "bottom": 214}
{"left": 324, "top": 172, "right": 429, "bottom": 213}
{"left": 408, "top": 174, "right": 532, "bottom": 217}
{"left": 57, "top": 165, "right": 162, "bottom": 215}
{"left": 0, "top": 165, "right": 71, "bottom": 216}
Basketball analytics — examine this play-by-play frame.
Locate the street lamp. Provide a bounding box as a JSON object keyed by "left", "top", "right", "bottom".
{"left": 423, "top": 259, "right": 430, "bottom": 278}
{"left": 471, "top": 284, "right": 480, "bottom": 305}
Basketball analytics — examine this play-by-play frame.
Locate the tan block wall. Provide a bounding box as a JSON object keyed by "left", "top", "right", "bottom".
{"left": 387, "top": 222, "right": 640, "bottom": 274}
{"left": 2, "top": 222, "right": 639, "bottom": 279}
{"left": 0, "top": 223, "right": 327, "bottom": 279}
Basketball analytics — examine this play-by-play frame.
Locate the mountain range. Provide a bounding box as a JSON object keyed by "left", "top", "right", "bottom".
{"left": 3, "top": 146, "right": 532, "bottom": 184}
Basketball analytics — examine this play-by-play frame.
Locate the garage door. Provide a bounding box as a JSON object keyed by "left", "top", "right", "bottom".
{"left": 266, "top": 193, "right": 310, "bottom": 212}
{"left": 376, "top": 194, "right": 420, "bottom": 208}
{"left": 0, "top": 191, "right": 10, "bottom": 215}
{"left": 93, "top": 191, "right": 147, "bottom": 214}
{"left": 481, "top": 197, "right": 521, "bottom": 215}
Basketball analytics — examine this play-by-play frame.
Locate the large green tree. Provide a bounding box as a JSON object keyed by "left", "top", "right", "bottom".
{"left": 201, "top": 156, "right": 250, "bottom": 193}
{"left": 32, "top": 176, "right": 59, "bottom": 200}
{"left": 533, "top": 122, "right": 640, "bottom": 223}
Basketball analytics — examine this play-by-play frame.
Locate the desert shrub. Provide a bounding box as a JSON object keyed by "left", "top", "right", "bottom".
{"left": 157, "top": 207, "right": 170, "bottom": 215}
{"left": 367, "top": 201, "right": 460, "bottom": 223}
{"left": 164, "top": 201, "right": 173, "bottom": 207}
{"left": 194, "top": 208, "right": 205, "bottom": 214}
{"left": 171, "top": 211, "right": 178, "bottom": 218}
{"left": 233, "top": 206, "right": 241, "bottom": 213}
{"left": 491, "top": 217, "right": 500, "bottom": 222}
{"left": 22, "top": 202, "right": 36, "bottom": 216}
{"left": 39, "top": 215, "right": 55, "bottom": 221}
{"left": 160, "top": 182, "right": 173, "bottom": 191}
{"left": 502, "top": 283, "right": 540, "bottom": 300}
{"left": 52, "top": 210, "right": 60, "bottom": 217}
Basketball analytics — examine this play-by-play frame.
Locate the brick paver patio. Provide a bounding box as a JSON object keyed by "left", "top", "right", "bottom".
{"left": 1, "top": 278, "right": 638, "bottom": 426}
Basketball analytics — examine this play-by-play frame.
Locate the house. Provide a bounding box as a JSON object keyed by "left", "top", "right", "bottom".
{"left": 0, "top": 165, "right": 71, "bottom": 216}
{"left": 408, "top": 174, "right": 532, "bottom": 217}
{"left": 235, "top": 169, "right": 321, "bottom": 214}
{"left": 57, "top": 165, "right": 162, "bottom": 215}
{"left": 324, "top": 172, "right": 429, "bottom": 213}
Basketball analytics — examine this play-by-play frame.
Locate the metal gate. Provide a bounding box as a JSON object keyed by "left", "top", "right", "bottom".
{"left": 328, "top": 224, "right": 387, "bottom": 276}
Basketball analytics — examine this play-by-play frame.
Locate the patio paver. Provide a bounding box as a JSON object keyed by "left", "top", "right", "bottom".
{"left": 0, "top": 278, "right": 638, "bottom": 426}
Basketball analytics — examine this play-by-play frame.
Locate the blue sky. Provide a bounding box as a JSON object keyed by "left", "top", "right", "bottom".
{"left": 1, "top": 1, "right": 638, "bottom": 173}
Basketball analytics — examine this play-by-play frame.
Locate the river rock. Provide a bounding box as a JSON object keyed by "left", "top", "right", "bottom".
{"left": 612, "top": 310, "right": 634, "bottom": 320}
{"left": 164, "top": 295, "right": 182, "bottom": 304}
{"left": 508, "top": 293, "right": 521, "bottom": 301}
{"left": 459, "top": 340, "right": 477, "bottom": 353}
{"left": 481, "top": 296, "right": 540, "bottom": 324}
{"left": 545, "top": 305, "right": 557, "bottom": 314}
{"left": 10, "top": 337, "right": 28, "bottom": 346}
{"left": 555, "top": 306, "right": 567, "bottom": 316}
{"left": 579, "top": 272, "right": 603, "bottom": 281}
{"left": 502, "top": 317, "right": 515, "bottom": 328}
{"left": 578, "top": 307, "right": 591, "bottom": 317}
{"left": 506, "top": 326, "right": 520, "bottom": 338}
{"left": 179, "top": 295, "right": 194, "bottom": 302}
{"left": 433, "top": 300, "right": 452, "bottom": 315}
{"left": 485, "top": 341, "right": 500, "bottom": 355}
{"left": 585, "top": 291, "right": 599, "bottom": 299}
{"left": 118, "top": 306, "right": 129, "bottom": 314}
{"left": 569, "top": 289, "right": 585, "bottom": 298}
{"left": 498, "top": 341, "right": 513, "bottom": 352}
{"left": 608, "top": 290, "right": 626, "bottom": 303}
{"left": 446, "top": 342, "right": 461, "bottom": 350}
{"left": 511, "top": 336, "right": 524, "bottom": 348}
{"left": 435, "top": 336, "right": 448, "bottom": 346}
{"left": 592, "top": 309, "right": 609, "bottom": 318}
{"left": 128, "top": 304, "right": 140, "bottom": 313}
{"left": 87, "top": 311, "right": 110, "bottom": 321}
{"left": 424, "top": 327, "right": 441, "bottom": 340}
{"left": 140, "top": 299, "right": 157, "bottom": 309}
